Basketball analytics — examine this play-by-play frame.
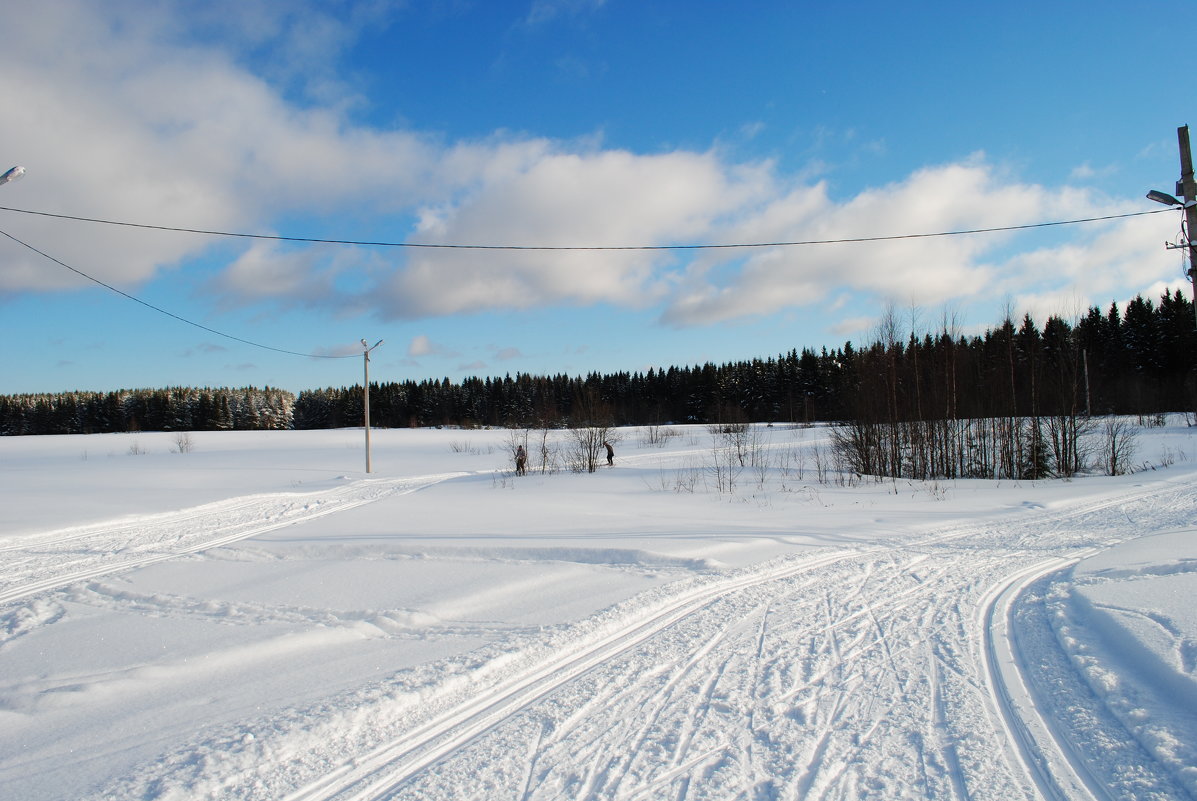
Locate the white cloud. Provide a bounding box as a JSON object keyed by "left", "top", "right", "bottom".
{"left": 408, "top": 334, "right": 457, "bottom": 358}
{"left": 0, "top": 1, "right": 1179, "bottom": 342}
{"left": 213, "top": 242, "right": 331, "bottom": 305}
{"left": 492, "top": 346, "right": 523, "bottom": 361}
{"left": 991, "top": 212, "right": 1176, "bottom": 320}
{"left": 379, "top": 149, "right": 772, "bottom": 317}
{"left": 208, "top": 240, "right": 387, "bottom": 315}
{"left": 659, "top": 159, "right": 1164, "bottom": 327}
{"left": 0, "top": 2, "right": 465, "bottom": 293}
{"left": 1069, "top": 161, "right": 1119, "bottom": 182}
{"left": 830, "top": 316, "right": 877, "bottom": 337}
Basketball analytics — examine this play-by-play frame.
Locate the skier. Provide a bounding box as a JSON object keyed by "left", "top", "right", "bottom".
{"left": 515, "top": 444, "right": 527, "bottom": 476}
{"left": 603, "top": 440, "right": 614, "bottom": 467}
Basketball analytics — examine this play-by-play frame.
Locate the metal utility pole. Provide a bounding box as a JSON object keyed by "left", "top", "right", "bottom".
{"left": 362, "top": 338, "right": 384, "bottom": 473}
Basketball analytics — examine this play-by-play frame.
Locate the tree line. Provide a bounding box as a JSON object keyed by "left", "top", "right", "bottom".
{"left": 0, "top": 386, "right": 294, "bottom": 435}
{"left": 2, "top": 291, "right": 1194, "bottom": 441}
{"left": 832, "top": 290, "right": 1196, "bottom": 480}
{"left": 292, "top": 290, "right": 1197, "bottom": 432}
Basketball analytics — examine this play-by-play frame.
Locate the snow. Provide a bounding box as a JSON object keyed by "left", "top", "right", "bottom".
{"left": 1025, "top": 531, "right": 1197, "bottom": 799}
{"left": 1, "top": 421, "right": 1195, "bottom": 800}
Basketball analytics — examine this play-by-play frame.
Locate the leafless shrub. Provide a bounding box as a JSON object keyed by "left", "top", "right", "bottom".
{"left": 706, "top": 440, "right": 741, "bottom": 494}
{"left": 534, "top": 427, "right": 561, "bottom": 473}
{"left": 1098, "top": 416, "right": 1138, "bottom": 476}
{"left": 449, "top": 440, "right": 496, "bottom": 455}
{"left": 567, "top": 426, "right": 617, "bottom": 473}
{"left": 674, "top": 463, "right": 701, "bottom": 493}
{"left": 751, "top": 445, "right": 771, "bottom": 489}
{"left": 640, "top": 424, "right": 679, "bottom": 448}
{"left": 1157, "top": 445, "right": 1177, "bottom": 469}
{"left": 708, "top": 421, "right": 754, "bottom": 467}
{"left": 566, "top": 389, "right": 617, "bottom": 473}
{"left": 812, "top": 444, "right": 830, "bottom": 485}
{"left": 777, "top": 446, "right": 806, "bottom": 480}
{"left": 646, "top": 459, "right": 701, "bottom": 493}
{"left": 1044, "top": 413, "right": 1093, "bottom": 477}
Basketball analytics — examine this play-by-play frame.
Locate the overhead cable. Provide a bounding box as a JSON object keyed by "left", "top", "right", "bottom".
{"left": 0, "top": 205, "right": 1171, "bottom": 251}
{"left": 0, "top": 204, "right": 1173, "bottom": 360}
{"left": 0, "top": 227, "right": 355, "bottom": 359}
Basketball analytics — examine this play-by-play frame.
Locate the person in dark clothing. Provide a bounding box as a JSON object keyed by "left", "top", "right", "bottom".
{"left": 515, "top": 444, "right": 527, "bottom": 476}
{"left": 603, "top": 440, "right": 614, "bottom": 466}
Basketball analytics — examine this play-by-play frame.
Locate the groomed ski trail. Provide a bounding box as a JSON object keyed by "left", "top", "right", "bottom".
{"left": 83, "top": 474, "right": 1197, "bottom": 801}
{"left": 287, "top": 480, "right": 1195, "bottom": 801}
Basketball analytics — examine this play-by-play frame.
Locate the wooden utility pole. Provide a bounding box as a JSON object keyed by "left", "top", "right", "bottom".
{"left": 1177, "top": 126, "right": 1197, "bottom": 330}
{"left": 1174, "top": 127, "right": 1197, "bottom": 421}
{"left": 362, "top": 338, "right": 384, "bottom": 473}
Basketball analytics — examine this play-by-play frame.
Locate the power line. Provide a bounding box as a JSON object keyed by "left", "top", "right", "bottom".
{"left": 0, "top": 204, "right": 1173, "bottom": 360}
{"left": 0, "top": 227, "right": 354, "bottom": 359}
{"left": 0, "top": 204, "right": 1171, "bottom": 251}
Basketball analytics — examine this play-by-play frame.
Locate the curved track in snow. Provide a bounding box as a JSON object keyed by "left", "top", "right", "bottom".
{"left": 980, "top": 554, "right": 1099, "bottom": 801}
{"left": 239, "top": 478, "right": 1196, "bottom": 801}
{"left": 12, "top": 465, "right": 1188, "bottom": 801}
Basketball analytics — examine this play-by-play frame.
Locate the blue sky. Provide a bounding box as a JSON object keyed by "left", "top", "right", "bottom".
{"left": 0, "top": 1, "right": 1192, "bottom": 395}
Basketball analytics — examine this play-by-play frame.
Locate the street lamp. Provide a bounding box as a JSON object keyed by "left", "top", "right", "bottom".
{"left": 1146, "top": 188, "right": 1187, "bottom": 208}
{"left": 1149, "top": 126, "right": 1197, "bottom": 411}
{"left": 0, "top": 166, "right": 24, "bottom": 187}
{"left": 362, "top": 338, "right": 384, "bottom": 473}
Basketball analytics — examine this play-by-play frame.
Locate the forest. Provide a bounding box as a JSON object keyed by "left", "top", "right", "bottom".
{"left": 3, "top": 291, "right": 1195, "bottom": 475}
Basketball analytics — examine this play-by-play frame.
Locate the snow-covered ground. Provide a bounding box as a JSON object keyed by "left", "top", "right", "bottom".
{"left": 0, "top": 421, "right": 1194, "bottom": 800}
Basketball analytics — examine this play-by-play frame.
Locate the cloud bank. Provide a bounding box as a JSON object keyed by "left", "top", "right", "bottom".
{"left": 0, "top": 1, "right": 1179, "bottom": 336}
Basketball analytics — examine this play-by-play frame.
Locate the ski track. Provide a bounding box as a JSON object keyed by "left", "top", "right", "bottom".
{"left": 0, "top": 473, "right": 469, "bottom": 608}
{"left": 23, "top": 472, "right": 1194, "bottom": 801}
{"left": 1001, "top": 568, "right": 1195, "bottom": 801}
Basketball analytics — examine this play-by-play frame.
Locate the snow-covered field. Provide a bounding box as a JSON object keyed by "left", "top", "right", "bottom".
{"left": 1, "top": 421, "right": 1195, "bottom": 800}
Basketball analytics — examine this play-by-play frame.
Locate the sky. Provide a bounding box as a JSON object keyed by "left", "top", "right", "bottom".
{"left": 1, "top": 0, "right": 1193, "bottom": 395}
